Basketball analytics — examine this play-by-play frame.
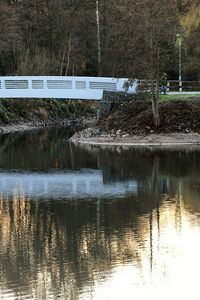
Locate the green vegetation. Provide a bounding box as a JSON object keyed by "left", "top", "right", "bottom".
{"left": 0, "top": 99, "right": 95, "bottom": 125}
{"left": 160, "top": 94, "right": 200, "bottom": 102}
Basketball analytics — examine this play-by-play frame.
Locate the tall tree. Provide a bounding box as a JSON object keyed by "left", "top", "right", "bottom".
{"left": 181, "top": 2, "right": 200, "bottom": 79}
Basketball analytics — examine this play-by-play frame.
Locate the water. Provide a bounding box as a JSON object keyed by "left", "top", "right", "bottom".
{"left": 0, "top": 127, "right": 200, "bottom": 299}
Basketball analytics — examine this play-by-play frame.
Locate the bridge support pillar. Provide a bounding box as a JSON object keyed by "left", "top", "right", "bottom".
{"left": 97, "top": 90, "right": 136, "bottom": 121}
{"left": 97, "top": 101, "right": 112, "bottom": 121}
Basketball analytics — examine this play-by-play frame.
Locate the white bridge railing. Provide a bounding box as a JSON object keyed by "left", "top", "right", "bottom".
{"left": 0, "top": 76, "right": 137, "bottom": 100}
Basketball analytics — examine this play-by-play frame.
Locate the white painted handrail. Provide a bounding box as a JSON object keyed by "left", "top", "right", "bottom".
{"left": 0, "top": 76, "right": 137, "bottom": 100}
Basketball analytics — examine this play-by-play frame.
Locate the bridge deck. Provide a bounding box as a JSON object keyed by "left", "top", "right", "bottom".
{"left": 0, "top": 76, "right": 137, "bottom": 100}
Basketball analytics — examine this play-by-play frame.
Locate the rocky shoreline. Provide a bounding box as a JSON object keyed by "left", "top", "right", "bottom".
{"left": 70, "top": 127, "right": 200, "bottom": 146}
{"left": 0, "top": 120, "right": 63, "bottom": 135}
{"left": 0, "top": 117, "right": 96, "bottom": 135}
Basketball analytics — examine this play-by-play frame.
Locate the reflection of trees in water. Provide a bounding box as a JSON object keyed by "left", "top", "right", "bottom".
{"left": 0, "top": 131, "right": 200, "bottom": 297}
{"left": 1, "top": 127, "right": 200, "bottom": 177}
{"left": 181, "top": 177, "right": 200, "bottom": 214}
{"left": 0, "top": 192, "right": 158, "bottom": 298}
{"left": 0, "top": 183, "right": 193, "bottom": 298}
{"left": 0, "top": 128, "right": 98, "bottom": 171}
{"left": 75, "top": 144, "right": 200, "bottom": 183}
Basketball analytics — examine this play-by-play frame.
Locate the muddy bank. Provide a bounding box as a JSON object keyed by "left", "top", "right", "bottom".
{"left": 100, "top": 100, "right": 200, "bottom": 134}
{"left": 70, "top": 100, "right": 200, "bottom": 146}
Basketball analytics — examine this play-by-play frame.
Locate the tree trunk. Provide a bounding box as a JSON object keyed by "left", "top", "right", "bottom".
{"left": 65, "top": 33, "right": 72, "bottom": 76}
{"left": 60, "top": 39, "right": 68, "bottom": 76}
{"left": 151, "top": 80, "right": 160, "bottom": 128}
{"left": 96, "top": 0, "right": 102, "bottom": 76}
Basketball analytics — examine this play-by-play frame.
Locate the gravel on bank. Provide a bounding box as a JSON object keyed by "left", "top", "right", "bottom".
{"left": 0, "top": 120, "right": 71, "bottom": 135}
{"left": 70, "top": 127, "right": 200, "bottom": 146}
{"left": 0, "top": 117, "right": 96, "bottom": 135}
{"left": 70, "top": 100, "right": 200, "bottom": 146}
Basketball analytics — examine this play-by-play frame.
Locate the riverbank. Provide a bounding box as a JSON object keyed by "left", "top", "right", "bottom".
{"left": 0, "top": 119, "right": 86, "bottom": 135}
{"left": 0, "top": 99, "right": 96, "bottom": 134}
{"left": 70, "top": 100, "right": 200, "bottom": 146}
{"left": 70, "top": 130, "right": 200, "bottom": 146}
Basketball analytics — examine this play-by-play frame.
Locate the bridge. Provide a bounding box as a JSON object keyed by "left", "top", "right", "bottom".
{"left": 0, "top": 76, "right": 137, "bottom": 100}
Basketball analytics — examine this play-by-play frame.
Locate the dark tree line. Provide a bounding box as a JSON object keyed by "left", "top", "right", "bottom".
{"left": 0, "top": 0, "right": 199, "bottom": 80}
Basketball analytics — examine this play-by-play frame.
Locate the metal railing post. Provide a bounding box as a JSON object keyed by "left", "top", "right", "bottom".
{"left": 167, "top": 81, "right": 170, "bottom": 93}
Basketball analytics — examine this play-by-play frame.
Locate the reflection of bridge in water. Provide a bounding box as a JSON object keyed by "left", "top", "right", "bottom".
{"left": 0, "top": 170, "right": 137, "bottom": 199}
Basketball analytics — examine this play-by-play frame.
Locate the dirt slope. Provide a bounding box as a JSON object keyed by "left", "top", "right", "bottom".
{"left": 100, "top": 100, "right": 200, "bottom": 134}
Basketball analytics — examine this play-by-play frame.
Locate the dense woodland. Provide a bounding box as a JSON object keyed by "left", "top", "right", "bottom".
{"left": 0, "top": 0, "right": 200, "bottom": 80}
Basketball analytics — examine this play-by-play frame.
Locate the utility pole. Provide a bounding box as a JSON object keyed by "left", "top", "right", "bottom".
{"left": 177, "top": 34, "right": 182, "bottom": 92}
{"left": 96, "top": 0, "right": 102, "bottom": 76}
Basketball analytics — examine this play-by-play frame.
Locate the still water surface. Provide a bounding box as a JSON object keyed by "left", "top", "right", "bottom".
{"left": 0, "top": 127, "right": 200, "bottom": 299}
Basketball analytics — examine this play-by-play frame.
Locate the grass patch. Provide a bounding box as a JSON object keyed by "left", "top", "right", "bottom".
{"left": 160, "top": 94, "right": 200, "bottom": 102}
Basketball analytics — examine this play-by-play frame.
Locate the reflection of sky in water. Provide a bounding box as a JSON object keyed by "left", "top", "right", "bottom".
{"left": 81, "top": 200, "right": 200, "bottom": 300}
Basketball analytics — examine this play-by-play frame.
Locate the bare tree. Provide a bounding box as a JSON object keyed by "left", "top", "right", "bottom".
{"left": 96, "top": 0, "right": 101, "bottom": 75}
